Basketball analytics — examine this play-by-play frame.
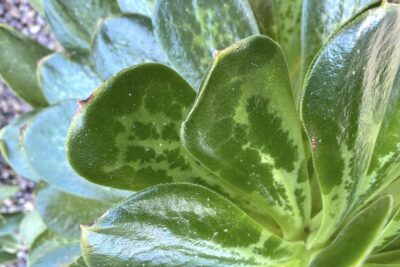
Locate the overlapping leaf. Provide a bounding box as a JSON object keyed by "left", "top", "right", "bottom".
{"left": 301, "top": 3, "right": 400, "bottom": 247}
{"left": 373, "top": 206, "right": 400, "bottom": 252}
{"left": 117, "top": 0, "right": 154, "bottom": 17}
{"left": 81, "top": 183, "right": 307, "bottom": 266}
{"left": 153, "top": 0, "right": 259, "bottom": 89}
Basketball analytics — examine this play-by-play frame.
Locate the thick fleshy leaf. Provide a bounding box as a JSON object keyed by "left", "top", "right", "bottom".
{"left": 43, "top": 0, "right": 119, "bottom": 51}
{"left": 38, "top": 53, "right": 102, "bottom": 104}
{"left": 301, "top": 4, "right": 400, "bottom": 247}
{"left": 35, "top": 182, "right": 123, "bottom": 239}
{"left": 309, "top": 196, "right": 393, "bottom": 267}
{"left": 153, "top": 0, "right": 259, "bottom": 89}
{"left": 182, "top": 35, "right": 310, "bottom": 239}
{"left": 301, "top": 0, "right": 380, "bottom": 71}
{"left": 373, "top": 206, "right": 400, "bottom": 252}
{"left": 91, "top": 15, "right": 167, "bottom": 80}
{"left": 117, "top": 0, "right": 154, "bottom": 17}
{"left": 68, "top": 256, "right": 87, "bottom": 267}
{"left": 368, "top": 250, "right": 400, "bottom": 265}
{"left": 23, "top": 100, "right": 131, "bottom": 200}
{"left": 19, "top": 210, "right": 47, "bottom": 248}
{"left": 30, "top": 243, "right": 81, "bottom": 267}
{"left": 0, "top": 24, "right": 50, "bottom": 107}
{"left": 0, "top": 111, "right": 40, "bottom": 181}
{"left": 0, "top": 185, "right": 18, "bottom": 202}
{"left": 81, "top": 183, "right": 306, "bottom": 266}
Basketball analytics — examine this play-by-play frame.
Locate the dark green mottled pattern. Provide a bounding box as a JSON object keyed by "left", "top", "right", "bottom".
{"left": 310, "top": 196, "right": 393, "bottom": 267}
{"left": 117, "top": 0, "right": 154, "bottom": 17}
{"left": 0, "top": 112, "right": 40, "bottom": 181}
{"left": 154, "top": 0, "right": 259, "bottom": 89}
{"left": 182, "top": 36, "right": 310, "bottom": 240}
{"left": 0, "top": 24, "right": 49, "bottom": 107}
{"left": 38, "top": 53, "right": 102, "bottom": 104}
{"left": 92, "top": 15, "right": 168, "bottom": 80}
{"left": 301, "top": 0, "right": 380, "bottom": 71}
{"left": 301, "top": 4, "right": 400, "bottom": 248}
{"left": 81, "top": 184, "right": 306, "bottom": 266}
{"left": 43, "top": 0, "right": 119, "bottom": 51}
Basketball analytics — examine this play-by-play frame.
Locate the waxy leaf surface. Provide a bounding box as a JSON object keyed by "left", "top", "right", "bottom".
{"left": 23, "top": 100, "right": 131, "bottom": 200}
{"left": 0, "top": 24, "right": 49, "bottom": 106}
{"left": 0, "top": 112, "right": 41, "bottom": 181}
{"left": 118, "top": 0, "right": 154, "bottom": 17}
{"left": 301, "top": 4, "right": 400, "bottom": 247}
{"left": 154, "top": 0, "right": 259, "bottom": 89}
{"left": 310, "top": 196, "right": 393, "bottom": 267}
{"left": 92, "top": 15, "right": 167, "bottom": 80}
{"left": 182, "top": 35, "right": 310, "bottom": 239}
{"left": 38, "top": 53, "right": 101, "bottom": 104}
{"left": 43, "top": 0, "right": 119, "bottom": 51}
{"left": 81, "top": 183, "right": 306, "bottom": 266}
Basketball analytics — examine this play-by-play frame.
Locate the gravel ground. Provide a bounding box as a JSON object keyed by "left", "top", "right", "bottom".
{"left": 0, "top": 0, "right": 58, "bottom": 266}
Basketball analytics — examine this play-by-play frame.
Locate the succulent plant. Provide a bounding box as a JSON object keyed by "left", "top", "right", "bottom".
{"left": 0, "top": 0, "right": 399, "bottom": 266}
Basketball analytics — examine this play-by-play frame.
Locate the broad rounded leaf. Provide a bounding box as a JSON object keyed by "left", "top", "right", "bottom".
{"left": 182, "top": 35, "right": 310, "bottom": 239}
{"left": 23, "top": 100, "right": 131, "bottom": 200}
{"left": 43, "top": 0, "right": 119, "bottom": 51}
{"left": 0, "top": 24, "right": 49, "bottom": 106}
{"left": 0, "top": 111, "right": 41, "bottom": 181}
{"left": 35, "top": 182, "right": 124, "bottom": 239}
{"left": 117, "top": 0, "right": 154, "bottom": 17}
{"left": 19, "top": 210, "right": 47, "bottom": 248}
{"left": 28, "top": 230, "right": 70, "bottom": 265}
{"left": 91, "top": 15, "right": 167, "bottom": 80}
{"left": 153, "top": 0, "right": 259, "bottom": 89}
{"left": 301, "top": 4, "right": 400, "bottom": 247}
{"left": 38, "top": 53, "right": 102, "bottom": 104}
{"left": 81, "top": 183, "right": 306, "bottom": 266}
{"left": 30, "top": 242, "right": 81, "bottom": 267}
{"left": 310, "top": 196, "right": 393, "bottom": 267}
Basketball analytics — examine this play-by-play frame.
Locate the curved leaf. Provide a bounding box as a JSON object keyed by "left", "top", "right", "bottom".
{"left": 19, "top": 210, "right": 47, "bottom": 248}
{"left": 182, "top": 35, "right": 310, "bottom": 239}
{"left": 368, "top": 250, "right": 400, "bottom": 265}
{"left": 0, "top": 24, "right": 49, "bottom": 107}
{"left": 43, "top": 0, "right": 119, "bottom": 51}
{"left": 301, "top": 4, "right": 400, "bottom": 247}
{"left": 68, "top": 256, "right": 87, "bottom": 267}
{"left": 91, "top": 15, "right": 167, "bottom": 80}
{"left": 309, "top": 196, "right": 393, "bottom": 267}
{"left": 373, "top": 206, "right": 400, "bottom": 252}
{"left": 153, "top": 0, "right": 259, "bottom": 89}
{"left": 30, "top": 243, "right": 81, "bottom": 267}
{"left": 117, "top": 0, "right": 154, "bottom": 17}
{"left": 35, "top": 182, "right": 124, "bottom": 239}
{"left": 23, "top": 100, "right": 131, "bottom": 200}
{"left": 81, "top": 183, "right": 306, "bottom": 266}
{"left": 38, "top": 53, "right": 102, "bottom": 104}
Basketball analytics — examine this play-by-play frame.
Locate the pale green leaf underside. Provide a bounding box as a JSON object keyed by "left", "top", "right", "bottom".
{"left": 81, "top": 183, "right": 306, "bottom": 266}
{"left": 0, "top": 111, "right": 41, "bottom": 181}
{"left": 0, "top": 24, "right": 49, "bottom": 107}
{"left": 117, "top": 0, "right": 154, "bottom": 17}
{"left": 301, "top": 4, "right": 400, "bottom": 247}
{"left": 92, "top": 14, "right": 168, "bottom": 80}
{"left": 153, "top": 0, "right": 259, "bottom": 90}
{"left": 38, "top": 53, "right": 102, "bottom": 104}
{"left": 182, "top": 35, "right": 310, "bottom": 240}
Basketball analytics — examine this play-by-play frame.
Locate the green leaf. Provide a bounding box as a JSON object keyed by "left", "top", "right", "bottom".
{"left": 373, "top": 206, "right": 400, "bottom": 252}
{"left": 153, "top": 0, "right": 259, "bottom": 89}
{"left": 0, "top": 213, "right": 24, "bottom": 237}
{"left": 117, "top": 0, "right": 154, "bottom": 17}
{"left": 29, "top": 0, "right": 45, "bottom": 15}
{"left": 23, "top": 100, "right": 131, "bottom": 200}
{"left": 81, "top": 183, "right": 307, "bottom": 266}
{"left": 301, "top": 4, "right": 400, "bottom": 247}
{"left": 35, "top": 182, "right": 122, "bottom": 239}
{"left": 301, "top": 0, "right": 380, "bottom": 71}
{"left": 0, "top": 250, "right": 16, "bottom": 265}
{"left": 30, "top": 243, "right": 81, "bottom": 267}
{"left": 91, "top": 14, "right": 168, "bottom": 80}
{"left": 38, "top": 53, "right": 102, "bottom": 104}
{"left": 19, "top": 210, "right": 47, "bottom": 248}
{"left": 0, "top": 111, "right": 41, "bottom": 181}
{"left": 0, "top": 235, "right": 20, "bottom": 254}
{"left": 368, "top": 250, "right": 400, "bottom": 265}
{"left": 43, "top": 0, "right": 119, "bottom": 51}
{"left": 0, "top": 24, "right": 50, "bottom": 107}
{"left": 0, "top": 185, "right": 18, "bottom": 202}
{"left": 68, "top": 256, "right": 88, "bottom": 267}
{"left": 182, "top": 35, "right": 310, "bottom": 239}
{"left": 309, "top": 196, "right": 393, "bottom": 267}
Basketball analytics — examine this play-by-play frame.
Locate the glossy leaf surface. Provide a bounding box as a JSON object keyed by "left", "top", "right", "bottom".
{"left": 301, "top": 4, "right": 400, "bottom": 247}
{"left": 38, "top": 53, "right": 102, "bottom": 104}
{"left": 154, "top": 0, "right": 259, "bottom": 89}
{"left": 35, "top": 182, "right": 120, "bottom": 239}
{"left": 43, "top": 0, "right": 119, "bottom": 51}
{"left": 92, "top": 15, "right": 167, "bottom": 80}
{"left": 82, "top": 183, "right": 306, "bottom": 266}
{"left": 182, "top": 35, "right": 310, "bottom": 239}
{"left": 0, "top": 24, "right": 49, "bottom": 106}
{"left": 309, "top": 196, "right": 393, "bottom": 267}
{"left": 118, "top": 0, "right": 154, "bottom": 17}
{"left": 23, "top": 100, "right": 131, "bottom": 200}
